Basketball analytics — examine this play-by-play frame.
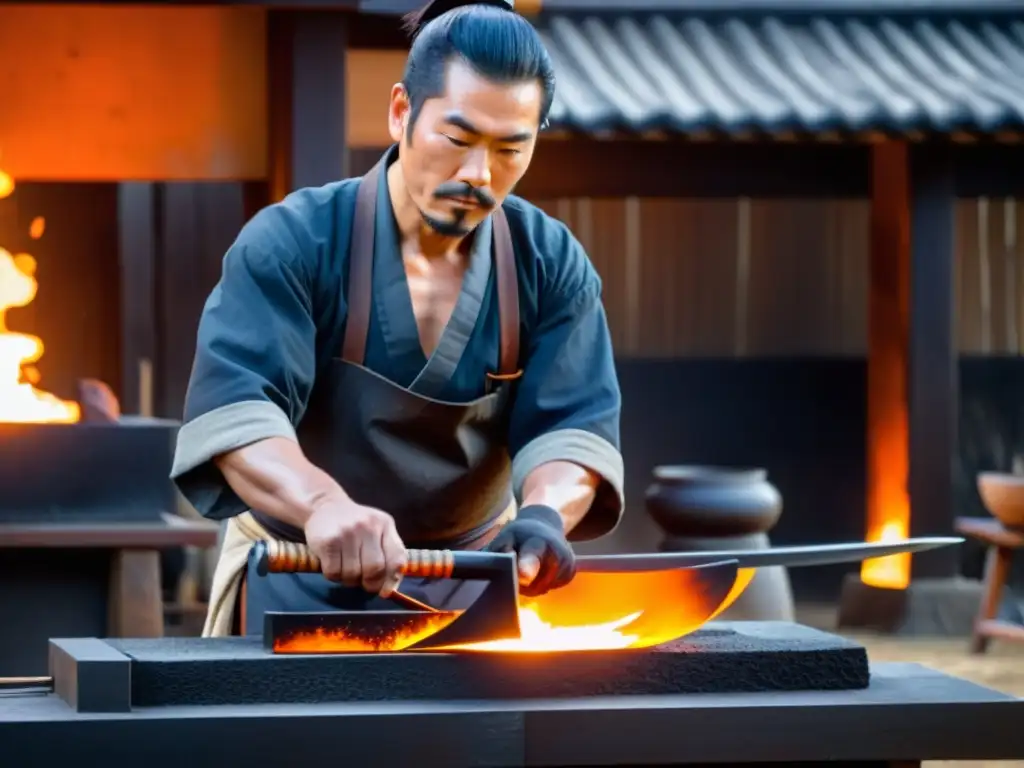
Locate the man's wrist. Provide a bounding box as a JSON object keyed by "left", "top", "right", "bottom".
{"left": 517, "top": 503, "right": 565, "bottom": 533}
{"left": 296, "top": 478, "right": 354, "bottom": 525}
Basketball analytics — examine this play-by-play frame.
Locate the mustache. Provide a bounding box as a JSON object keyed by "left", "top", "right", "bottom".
{"left": 433, "top": 182, "right": 496, "bottom": 209}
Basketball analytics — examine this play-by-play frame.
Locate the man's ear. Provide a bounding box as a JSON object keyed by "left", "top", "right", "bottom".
{"left": 388, "top": 83, "right": 411, "bottom": 144}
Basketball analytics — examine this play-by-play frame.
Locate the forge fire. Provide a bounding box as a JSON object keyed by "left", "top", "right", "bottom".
{"left": 0, "top": 164, "right": 79, "bottom": 424}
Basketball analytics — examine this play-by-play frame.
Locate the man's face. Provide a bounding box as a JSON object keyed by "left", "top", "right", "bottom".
{"left": 388, "top": 57, "right": 542, "bottom": 236}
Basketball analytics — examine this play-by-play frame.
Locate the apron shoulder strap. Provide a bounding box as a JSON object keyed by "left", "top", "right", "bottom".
{"left": 490, "top": 206, "right": 521, "bottom": 378}
{"left": 341, "top": 162, "right": 382, "bottom": 365}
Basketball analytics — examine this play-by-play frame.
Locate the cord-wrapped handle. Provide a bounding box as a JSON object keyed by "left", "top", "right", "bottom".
{"left": 252, "top": 540, "right": 509, "bottom": 581}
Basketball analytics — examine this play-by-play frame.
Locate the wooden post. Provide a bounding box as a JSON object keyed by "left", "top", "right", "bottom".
{"left": 861, "top": 142, "right": 959, "bottom": 585}
{"left": 862, "top": 141, "right": 912, "bottom": 590}
{"left": 839, "top": 142, "right": 961, "bottom": 631}
{"left": 908, "top": 145, "right": 959, "bottom": 578}
{"left": 107, "top": 550, "right": 164, "bottom": 638}
{"left": 267, "top": 9, "right": 350, "bottom": 200}
{"left": 116, "top": 183, "right": 158, "bottom": 416}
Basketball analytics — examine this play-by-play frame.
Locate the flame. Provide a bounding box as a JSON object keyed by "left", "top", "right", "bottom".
{"left": 440, "top": 605, "right": 641, "bottom": 652}
{"left": 861, "top": 520, "right": 910, "bottom": 590}
{"left": 0, "top": 165, "right": 80, "bottom": 424}
{"left": 863, "top": 322, "right": 911, "bottom": 589}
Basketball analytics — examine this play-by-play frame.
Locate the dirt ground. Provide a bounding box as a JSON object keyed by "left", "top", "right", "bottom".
{"left": 799, "top": 605, "right": 1024, "bottom": 768}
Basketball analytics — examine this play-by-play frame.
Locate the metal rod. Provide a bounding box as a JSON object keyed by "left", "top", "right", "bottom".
{"left": 390, "top": 589, "right": 440, "bottom": 613}
{"left": 0, "top": 676, "right": 52, "bottom": 687}
{"left": 0, "top": 675, "right": 53, "bottom": 695}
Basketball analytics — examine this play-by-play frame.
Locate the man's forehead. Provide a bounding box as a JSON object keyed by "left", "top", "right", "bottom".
{"left": 431, "top": 59, "right": 542, "bottom": 132}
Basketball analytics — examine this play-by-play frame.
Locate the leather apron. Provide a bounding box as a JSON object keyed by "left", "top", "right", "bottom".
{"left": 241, "top": 153, "right": 522, "bottom": 635}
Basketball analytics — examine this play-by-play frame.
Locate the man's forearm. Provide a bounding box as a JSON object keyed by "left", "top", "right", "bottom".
{"left": 520, "top": 460, "right": 600, "bottom": 535}
{"left": 213, "top": 437, "right": 350, "bottom": 529}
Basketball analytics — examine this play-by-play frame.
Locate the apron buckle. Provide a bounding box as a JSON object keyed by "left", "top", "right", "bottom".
{"left": 485, "top": 368, "right": 523, "bottom": 394}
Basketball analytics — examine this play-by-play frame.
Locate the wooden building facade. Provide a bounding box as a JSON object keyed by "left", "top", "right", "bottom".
{"left": 3, "top": 0, "right": 1024, "bottom": 597}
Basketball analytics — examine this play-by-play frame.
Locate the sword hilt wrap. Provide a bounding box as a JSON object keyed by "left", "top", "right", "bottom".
{"left": 252, "top": 539, "right": 511, "bottom": 581}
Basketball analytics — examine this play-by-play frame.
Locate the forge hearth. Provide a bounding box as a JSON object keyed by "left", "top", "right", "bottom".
{"left": 54, "top": 622, "right": 869, "bottom": 711}
{"left": 0, "top": 417, "right": 179, "bottom": 523}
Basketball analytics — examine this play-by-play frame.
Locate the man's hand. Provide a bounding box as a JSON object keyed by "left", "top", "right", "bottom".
{"left": 486, "top": 504, "right": 576, "bottom": 597}
{"left": 304, "top": 497, "right": 408, "bottom": 597}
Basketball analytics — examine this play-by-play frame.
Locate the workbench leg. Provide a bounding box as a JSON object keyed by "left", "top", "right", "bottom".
{"left": 970, "top": 545, "right": 1012, "bottom": 654}
{"left": 108, "top": 549, "right": 164, "bottom": 638}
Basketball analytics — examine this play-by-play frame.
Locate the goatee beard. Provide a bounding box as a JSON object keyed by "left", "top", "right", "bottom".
{"left": 421, "top": 211, "right": 472, "bottom": 237}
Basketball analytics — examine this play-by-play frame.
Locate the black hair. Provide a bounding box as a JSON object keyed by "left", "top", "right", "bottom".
{"left": 400, "top": 0, "right": 555, "bottom": 134}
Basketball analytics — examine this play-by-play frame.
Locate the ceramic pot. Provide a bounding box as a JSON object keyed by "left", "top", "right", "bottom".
{"left": 645, "top": 465, "right": 783, "bottom": 539}
{"left": 978, "top": 472, "right": 1024, "bottom": 530}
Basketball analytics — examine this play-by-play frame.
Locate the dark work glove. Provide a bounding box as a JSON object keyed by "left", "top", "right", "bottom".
{"left": 486, "top": 504, "right": 576, "bottom": 597}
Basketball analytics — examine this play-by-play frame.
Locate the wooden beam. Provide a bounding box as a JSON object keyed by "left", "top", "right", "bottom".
{"left": 116, "top": 184, "right": 159, "bottom": 416}
{"left": 353, "top": 141, "right": 872, "bottom": 198}
{"left": 355, "top": 138, "right": 1024, "bottom": 200}
{"left": 952, "top": 144, "right": 1024, "bottom": 197}
{"left": 267, "top": 10, "right": 350, "bottom": 199}
{"left": 908, "top": 145, "right": 959, "bottom": 578}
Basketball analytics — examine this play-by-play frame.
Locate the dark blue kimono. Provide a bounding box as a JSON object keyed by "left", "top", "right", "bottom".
{"left": 171, "top": 155, "right": 625, "bottom": 543}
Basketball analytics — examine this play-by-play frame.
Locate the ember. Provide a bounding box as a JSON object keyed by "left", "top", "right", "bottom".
{"left": 0, "top": 163, "right": 79, "bottom": 424}
{"left": 273, "top": 611, "right": 461, "bottom": 654}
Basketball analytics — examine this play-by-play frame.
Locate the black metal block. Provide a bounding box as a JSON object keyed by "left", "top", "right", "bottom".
{"left": 103, "top": 622, "right": 869, "bottom": 708}
{"left": 48, "top": 638, "right": 132, "bottom": 713}
{"left": 0, "top": 417, "right": 179, "bottom": 523}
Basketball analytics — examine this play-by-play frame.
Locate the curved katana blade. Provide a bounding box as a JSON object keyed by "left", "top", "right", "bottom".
{"left": 575, "top": 537, "right": 964, "bottom": 572}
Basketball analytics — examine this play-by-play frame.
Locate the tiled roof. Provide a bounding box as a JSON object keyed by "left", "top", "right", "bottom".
{"left": 536, "top": 13, "right": 1024, "bottom": 135}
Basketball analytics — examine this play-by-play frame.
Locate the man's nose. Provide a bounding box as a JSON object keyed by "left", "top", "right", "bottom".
{"left": 457, "top": 147, "right": 491, "bottom": 188}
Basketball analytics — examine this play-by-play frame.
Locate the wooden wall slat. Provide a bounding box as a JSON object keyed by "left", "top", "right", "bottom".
{"left": 157, "top": 183, "right": 246, "bottom": 419}
{"left": 523, "top": 196, "right": 1020, "bottom": 358}
{"left": 1016, "top": 200, "right": 1024, "bottom": 352}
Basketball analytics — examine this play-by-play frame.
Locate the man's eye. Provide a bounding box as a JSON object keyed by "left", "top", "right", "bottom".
{"left": 499, "top": 148, "right": 521, "bottom": 156}
{"left": 445, "top": 135, "right": 469, "bottom": 147}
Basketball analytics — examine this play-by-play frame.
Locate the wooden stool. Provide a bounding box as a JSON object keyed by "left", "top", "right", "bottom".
{"left": 954, "top": 516, "right": 1024, "bottom": 654}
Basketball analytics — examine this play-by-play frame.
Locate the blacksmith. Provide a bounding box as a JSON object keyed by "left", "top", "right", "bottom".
{"left": 171, "top": 0, "right": 624, "bottom": 637}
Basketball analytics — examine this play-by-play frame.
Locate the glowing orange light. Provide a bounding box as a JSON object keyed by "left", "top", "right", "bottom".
{"left": 861, "top": 519, "right": 910, "bottom": 590}
{"left": 0, "top": 162, "right": 79, "bottom": 424}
